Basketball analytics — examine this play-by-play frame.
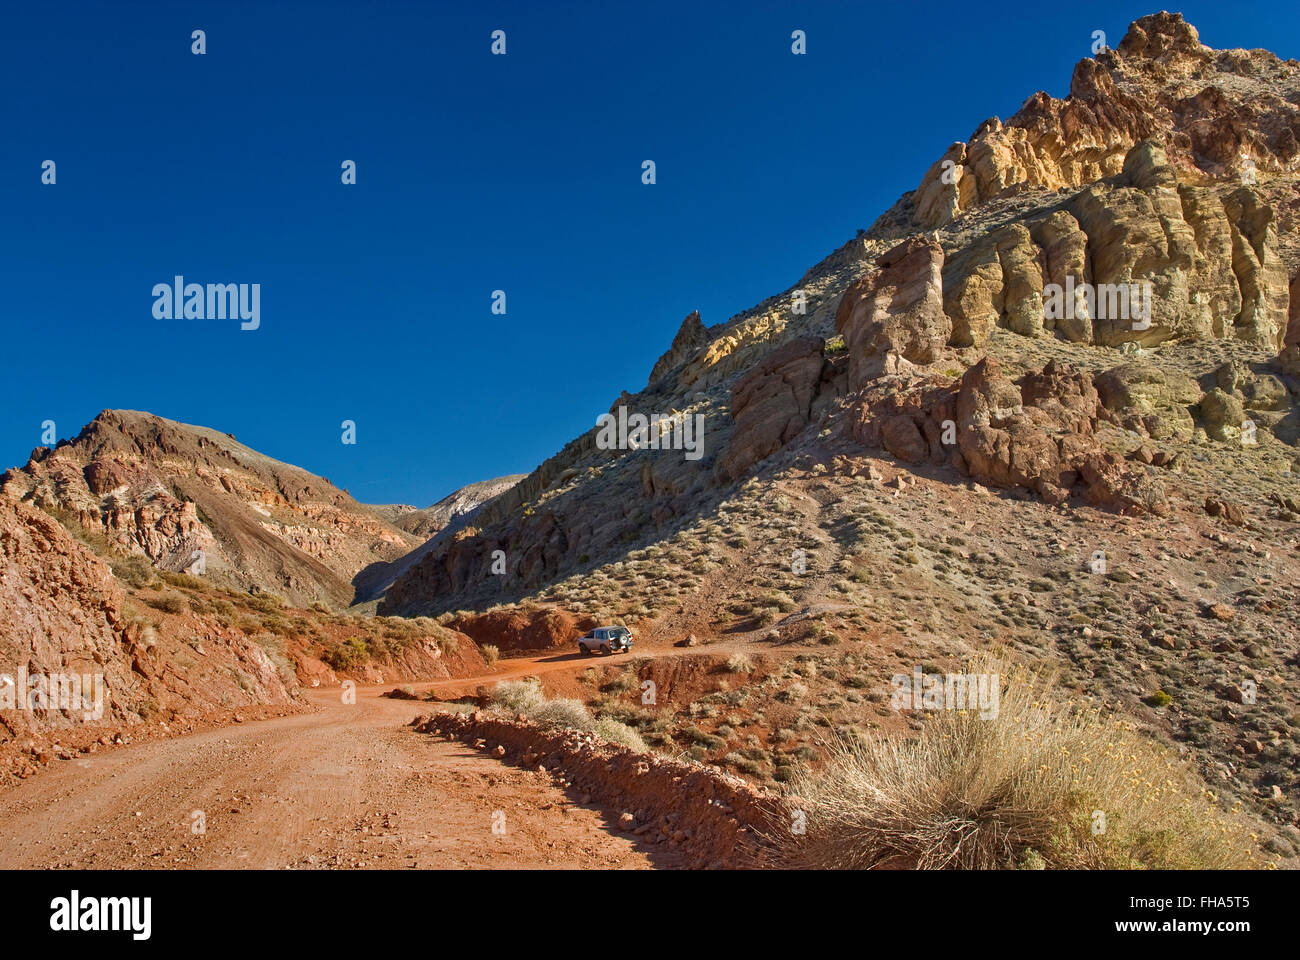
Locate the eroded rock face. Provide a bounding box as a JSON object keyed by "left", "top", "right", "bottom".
{"left": 835, "top": 234, "right": 951, "bottom": 388}
{"left": 0, "top": 498, "right": 298, "bottom": 735}
{"left": 939, "top": 140, "right": 1289, "bottom": 350}
{"left": 719, "top": 337, "right": 838, "bottom": 481}
{"left": 0, "top": 499, "right": 132, "bottom": 733}
{"left": 847, "top": 358, "right": 1166, "bottom": 514}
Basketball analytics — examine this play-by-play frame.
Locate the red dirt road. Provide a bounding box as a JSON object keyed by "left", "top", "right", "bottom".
{"left": 0, "top": 681, "right": 678, "bottom": 869}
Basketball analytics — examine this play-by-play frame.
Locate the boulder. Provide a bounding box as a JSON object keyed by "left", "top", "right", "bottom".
{"left": 1094, "top": 362, "right": 1200, "bottom": 440}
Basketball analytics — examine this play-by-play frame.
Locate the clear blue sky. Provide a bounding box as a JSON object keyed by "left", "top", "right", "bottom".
{"left": 2, "top": 1, "right": 1294, "bottom": 506}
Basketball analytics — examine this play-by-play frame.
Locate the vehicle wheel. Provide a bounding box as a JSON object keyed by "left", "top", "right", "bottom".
{"left": 578, "top": 645, "right": 589, "bottom": 656}
{"left": 601, "top": 644, "right": 611, "bottom": 656}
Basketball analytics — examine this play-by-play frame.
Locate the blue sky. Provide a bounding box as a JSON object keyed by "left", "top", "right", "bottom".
{"left": 2, "top": 1, "right": 1295, "bottom": 506}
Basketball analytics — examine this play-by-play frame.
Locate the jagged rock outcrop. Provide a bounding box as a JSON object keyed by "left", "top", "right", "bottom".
{"left": 718, "top": 337, "right": 841, "bottom": 480}
{"left": 911, "top": 13, "right": 1300, "bottom": 229}
{"left": 848, "top": 358, "right": 1167, "bottom": 514}
{"left": 379, "top": 13, "right": 1297, "bottom": 617}
{"left": 835, "top": 234, "right": 951, "bottom": 388}
{"left": 647, "top": 310, "right": 710, "bottom": 387}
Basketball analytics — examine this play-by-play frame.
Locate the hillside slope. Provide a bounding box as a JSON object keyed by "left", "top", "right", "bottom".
{"left": 2, "top": 410, "right": 418, "bottom": 609}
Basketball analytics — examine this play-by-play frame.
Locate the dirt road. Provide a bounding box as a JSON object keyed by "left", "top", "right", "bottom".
{"left": 0, "top": 680, "right": 679, "bottom": 869}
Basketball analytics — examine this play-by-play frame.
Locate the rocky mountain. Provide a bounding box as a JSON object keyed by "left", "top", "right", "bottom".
{"left": 1, "top": 410, "right": 419, "bottom": 609}
{"left": 380, "top": 13, "right": 1300, "bottom": 618}
{"left": 369, "top": 13, "right": 1300, "bottom": 838}
{"left": 3, "top": 10, "right": 1297, "bottom": 855}
{"left": 366, "top": 475, "right": 525, "bottom": 539}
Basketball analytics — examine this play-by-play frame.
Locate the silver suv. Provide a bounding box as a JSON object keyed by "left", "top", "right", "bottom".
{"left": 577, "top": 625, "right": 634, "bottom": 655}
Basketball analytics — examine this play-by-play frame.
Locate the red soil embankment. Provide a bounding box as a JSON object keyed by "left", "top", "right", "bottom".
{"left": 414, "top": 710, "right": 786, "bottom": 868}
{"left": 449, "top": 607, "right": 597, "bottom": 653}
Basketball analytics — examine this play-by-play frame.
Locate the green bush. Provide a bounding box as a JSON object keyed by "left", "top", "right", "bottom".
{"left": 323, "top": 636, "right": 369, "bottom": 671}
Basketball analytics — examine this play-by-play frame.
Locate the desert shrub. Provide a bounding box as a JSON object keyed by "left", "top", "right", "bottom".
{"left": 778, "top": 659, "right": 1260, "bottom": 870}
{"left": 481, "top": 643, "right": 500, "bottom": 667}
{"left": 436, "top": 634, "right": 459, "bottom": 657}
{"left": 726, "top": 653, "right": 756, "bottom": 674}
{"left": 594, "top": 718, "right": 649, "bottom": 751}
{"left": 381, "top": 617, "right": 421, "bottom": 642}
{"left": 160, "top": 570, "right": 213, "bottom": 592}
{"left": 1146, "top": 690, "right": 1173, "bottom": 708}
{"left": 323, "top": 636, "right": 369, "bottom": 671}
{"left": 600, "top": 671, "right": 638, "bottom": 695}
{"left": 595, "top": 702, "right": 665, "bottom": 732}
{"left": 489, "top": 678, "right": 545, "bottom": 715}
{"left": 776, "top": 682, "right": 808, "bottom": 702}
{"left": 531, "top": 698, "right": 595, "bottom": 732}
{"left": 144, "top": 592, "right": 186, "bottom": 614}
{"left": 111, "top": 555, "right": 157, "bottom": 589}
{"left": 259, "top": 615, "right": 294, "bottom": 638}
{"left": 244, "top": 592, "right": 287, "bottom": 614}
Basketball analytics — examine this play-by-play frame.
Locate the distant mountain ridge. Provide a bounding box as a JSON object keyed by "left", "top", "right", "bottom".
{"left": 365, "top": 475, "right": 526, "bottom": 539}
{"left": 353, "top": 475, "right": 526, "bottom": 604}
{"left": 1, "top": 409, "right": 418, "bottom": 608}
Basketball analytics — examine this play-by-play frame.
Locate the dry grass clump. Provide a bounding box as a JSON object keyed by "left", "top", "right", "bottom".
{"left": 531, "top": 698, "right": 596, "bottom": 732}
{"left": 489, "top": 678, "right": 545, "bottom": 715}
{"left": 726, "top": 653, "right": 756, "bottom": 674}
{"left": 779, "top": 659, "right": 1260, "bottom": 870}
{"left": 488, "top": 678, "right": 593, "bottom": 730}
{"left": 595, "top": 718, "right": 649, "bottom": 751}
{"left": 489, "top": 678, "right": 649, "bottom": 746}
